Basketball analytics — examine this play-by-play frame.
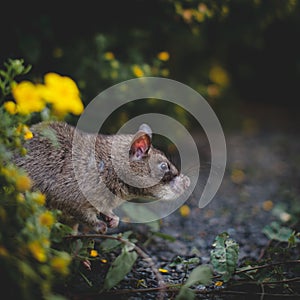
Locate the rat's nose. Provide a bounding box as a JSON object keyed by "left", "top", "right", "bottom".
{"left": 180, "top": 174, "right": 190, "bottom": 189}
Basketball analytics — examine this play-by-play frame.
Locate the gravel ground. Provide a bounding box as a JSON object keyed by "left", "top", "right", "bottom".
{"left": 64, "top": 129, "right": 300, "bottom": 299}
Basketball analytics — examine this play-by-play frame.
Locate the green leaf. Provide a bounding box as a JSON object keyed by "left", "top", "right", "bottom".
{"left": 169, "top": 256, "right": 185, "bottom": 267}
{"left": 175, "top": 285, "right": 195, "bottom": 300}
{"left": 152, "top": 231, "right": 176, "bottom": 242}
{"left": 100, "top": 238, "right": 121, "bottom": 252}
{"left": 262, "top": 221, "right": 296, "bottom": 243}
{"left": 23, "top": 64, "right": 32, "bottom": 75}
{"left": 100, "top": 231, "right": 133, "bottom": 252}
{"left": 175, "top": 264, "right": 212, "bottom": 300}
{"left": 170, "top": 256, "right": 200, "bottom": 267}
{"left": 288, "top": 232, "right": 300, "bottom": 248}
{"left": 18, "top": 260, "right": 40, "bottom": 281}
{"left": 50, "top": 222, "right": 73, "bottom": 243}
{"left": 184, "top": 264, "right": 212, "bottom": 287}
{"left": 0, "top": 70, "right": 7, "bottom": 77}
{"left": 101, "top": 245, "right": 138, "bottom": 291}
{"left": 185, "top": 257, "right": 201, "bottom": 265}
{"left": 210, "top": 232, "right": 239, "bottom": 282}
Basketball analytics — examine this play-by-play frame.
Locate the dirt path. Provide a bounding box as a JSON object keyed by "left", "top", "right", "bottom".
{"left": 66, "top": 130, "right": 300, "bottom": 299}
{"left": 154, "top": 131, "right": 300, "bottom": 259}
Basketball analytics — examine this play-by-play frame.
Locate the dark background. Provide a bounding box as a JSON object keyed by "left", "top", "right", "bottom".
{"left": 1, "top": 0, "right": 300, "bottom": 132}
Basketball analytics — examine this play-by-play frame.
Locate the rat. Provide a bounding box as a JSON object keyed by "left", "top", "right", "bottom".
{"left": 14, "top": 122, "right": 190, "bottom": 233}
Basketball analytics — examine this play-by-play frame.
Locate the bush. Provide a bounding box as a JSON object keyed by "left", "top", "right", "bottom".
{"left": 0, "top": 59, "right": 83, "bottom": 299}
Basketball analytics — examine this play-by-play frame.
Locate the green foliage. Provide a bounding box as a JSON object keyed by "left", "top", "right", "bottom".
{"left": 263, "top": 221, "right": 299, "bottom": 244}
{"left": 210, "top": 232, "right": 239, "bottom": 282}
{"left": 175, "top": 265, "right": 212, "bottom": 300}
{"left": 101, "top": 243, "right": 138, "bottom": 291}
{"left": 184, "top": 264, "right": 212, "bottom": 287}
{"left": 0, "top": 59, "right": 74, "bottom": 300}
{"left": 176, "top": 265, "right": 212, "bottom": 300}
{"left": 174, "top": 224, "right": 299, "bottom": 298}
{"left": 170, "top": 256, "right": 201, "bottom": 268}
{"left": 152, "top": 231, "right": 177, "bottom": 242}
{"left": 0, "top": 58, "right": 31, "bottom": 100}
{"left": 175, "top": 285, "right": 196, "bottom": 300}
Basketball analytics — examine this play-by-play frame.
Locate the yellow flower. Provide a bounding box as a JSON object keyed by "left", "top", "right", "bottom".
{"left": 32, "top": 192, "right": 46, "bottom": 205}
{"left": 194, "top": 11, "right": 205, "bottom": 22}
{"left": 90, "top": 249, "right": 98, "bottom": 257}
{"left": 101, "top": 258, "right": 107, "bottom": 263}
{"left": 111, "top": 60, "right": 119, "bottom": 69}
{"left": 43, "top": 72, "right": 84, "bottom": 116}
{"left": 16, "top": 124, "right": 33, "bottom": 140}
{"left": 161, "top": 68, "right": 170, "bottom": 77}
{"left": 0, "top": 246, "right": 8, "bottom": 257}
{"left": 3, "top": 101, "right": 17, "bottom": 114}
{"left": 16, "top": 124, "right": 23, "bottom": 135}
{"left": 51, "top": 252, "right": 71, "bottom": 275}
{"left": 179, "top": 204, "right": 191, "bottom": 217}
{"left": 12, "top": 81, "right": 45, "bottom": 115}
{"left": 39, "top": 211, "right": 55, "bottom": 227}
{"left": 41, "top": 237, "right": 51, "bottom": 248}
{"left": 23, "top": 125, "right": 33, "bottom": 140}
{"left": 198, "top": 3, "right": 208, "bottom": 13}
{"left": 132, "top": 65, "right": 144, "bottom": 77}
{"left": 215, "top": 281, "right": 223, "bottom": 287}
{"left": 262, "top": 200, "right": 273, "bottom": 212}
{"left": 157, "top": 51, "right": 170, "bottom": 61}
{"left": 24, "top": 131, "right": 33, "bottom": 140}
{"left": 182, "top": 9, "right": 193, "bottom": 22}
{"left": 222, "top": 5, "right": 229, "bottom": 16}
{"left": 1, "top": 166, "right": 16, "bottom": 178}
{"left": 207, "top": 84, "right": 220, "bottom": 97}
{"left": 16, "top": 193, "right": 25, "bottom": 203}
{"left": 28, "top": 241, "right": 47, "bottom": 262}
{"left": 230, "top": 169, "right": 246, "bottom": 184}
{"left": 158, "top": 268, "right": 169, "bottom": 273}
{"left": 104, "top": 51, "right": 115, "bottom": 60}
{"left": 15, "top": 174, "right": 32, "bottom": 191}
{"left": 209, "top": 65, "right": 230, "bottom": 87}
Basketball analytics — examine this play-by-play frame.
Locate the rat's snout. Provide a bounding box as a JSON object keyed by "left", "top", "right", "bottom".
{"left": 180, "top": 174, "right": 190, "bottom": 189}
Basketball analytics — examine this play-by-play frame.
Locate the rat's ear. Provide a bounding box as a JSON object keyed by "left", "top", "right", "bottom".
{"left": 129, "top": 124, "right": 152, "bottom": 161}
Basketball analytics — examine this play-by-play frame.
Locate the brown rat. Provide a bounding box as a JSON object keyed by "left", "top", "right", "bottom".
{"left": 14, "top": 122, "right": 190, "bottom": 233}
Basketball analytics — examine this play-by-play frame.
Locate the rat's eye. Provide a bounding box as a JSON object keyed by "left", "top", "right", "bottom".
{"left": 159, "top": 162, "right": 169, "bottom": 172}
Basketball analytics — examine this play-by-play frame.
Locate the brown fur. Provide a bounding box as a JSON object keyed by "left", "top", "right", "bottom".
{"left": 14, "top": 122, "right": 190, "bottom": 232}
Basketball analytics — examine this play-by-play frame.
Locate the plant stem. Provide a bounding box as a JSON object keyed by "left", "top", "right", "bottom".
{"left": 235, "top": 260, "right": 300, "bottom": 275}
{"left": 65, "top": 233, "right": 166, "bottom": 300}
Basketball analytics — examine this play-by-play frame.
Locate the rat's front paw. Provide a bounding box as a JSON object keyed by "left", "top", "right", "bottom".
{"left": 93, "top": 220, "right": 107, "bottom": 233}
{"left": 107, "top": 215, "right": 119, "bottom": 228}
{"left": 100, "top": 213, "right": 119, "bottom": 228}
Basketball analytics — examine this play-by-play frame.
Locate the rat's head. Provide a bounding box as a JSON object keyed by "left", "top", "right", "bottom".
{"left": 114, "top": 124, "right": 190, "bottom": 201}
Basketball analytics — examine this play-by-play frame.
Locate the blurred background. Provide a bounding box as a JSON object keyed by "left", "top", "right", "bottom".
{"left": 1, "top": 0, "right": 300, "bottom": 133}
